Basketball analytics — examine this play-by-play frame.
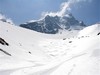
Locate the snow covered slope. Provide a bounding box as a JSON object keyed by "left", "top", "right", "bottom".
{"left": 78, "top": 23, "right": 100, "bottom": 36}
{"left": 0, "top": 21, "right": 53, "bottom": 70}
{"left": 0, "top": 21, "right": 100, "bottom": 75}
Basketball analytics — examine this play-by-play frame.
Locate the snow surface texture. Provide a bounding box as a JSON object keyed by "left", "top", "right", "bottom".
{"left": 0, "top": 21, "right": 100, "bottom": 75}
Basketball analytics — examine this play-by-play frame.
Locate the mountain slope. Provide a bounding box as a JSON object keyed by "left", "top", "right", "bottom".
{"left": 0, "top": 20, "right": 53, "bottom": 71}
{"left": 20, "top": 13, "right": 86, "bottom": 34}
{"left": 0, "top": 21, "right": 100, "bottom": 75}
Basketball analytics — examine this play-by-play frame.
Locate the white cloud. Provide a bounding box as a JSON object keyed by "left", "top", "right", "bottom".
{"left": 0, "top": 13, "right": 6, "bottom": 19}
{"left": 0, "top": 13, "right": 14, "bottom": 25}
{"left": 42, "top": 0, "right": 92, "bottom": 17}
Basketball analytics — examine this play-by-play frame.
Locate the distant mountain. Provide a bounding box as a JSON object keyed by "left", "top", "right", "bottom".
{"left": 20, "top": 13, "right": 86, "bottom": 34}
{"left": 0, "top": 13, "right": 14, "bottom": 25}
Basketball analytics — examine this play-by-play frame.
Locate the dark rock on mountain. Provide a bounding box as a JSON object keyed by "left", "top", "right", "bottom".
{"left": 20, "top": 13, "right": 86, "bottom": 34}
{"left": 0, "top": 37, "right": 9, "bottom": 46}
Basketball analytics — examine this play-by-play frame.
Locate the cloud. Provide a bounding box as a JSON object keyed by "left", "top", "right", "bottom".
{"left": 42, "top": 0, "right": 92, "bottom": 17}
{"left": 0, "top": 13, "right": 5, "bottom": 19}
{"left": 0, "top": 13, "right": 14, "bottom": 25}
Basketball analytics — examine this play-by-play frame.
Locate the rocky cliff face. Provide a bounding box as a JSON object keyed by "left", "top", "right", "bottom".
{"left": 20, "top": 13, "right": 86, "bottom": 34}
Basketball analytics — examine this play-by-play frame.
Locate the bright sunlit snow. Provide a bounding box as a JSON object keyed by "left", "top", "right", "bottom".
{"left": 0, "top": 20, "right": 100, "bottom": 75}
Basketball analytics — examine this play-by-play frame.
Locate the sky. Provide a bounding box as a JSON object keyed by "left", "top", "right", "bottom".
{"left": 0, "top": 0, "right": 100, "bottom": 25}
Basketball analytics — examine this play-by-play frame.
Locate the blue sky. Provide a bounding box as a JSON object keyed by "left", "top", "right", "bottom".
{"left": 0, "top": 0, "right": 99, "bottom": 25}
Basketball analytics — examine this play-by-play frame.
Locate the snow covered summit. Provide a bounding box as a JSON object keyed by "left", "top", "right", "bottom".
{"left": 20, "top": 13, "right": 86, "bottom": 34}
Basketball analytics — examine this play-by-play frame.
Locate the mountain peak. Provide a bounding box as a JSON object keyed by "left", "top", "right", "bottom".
{"left": 20, "top": 13, "right": 86, "bottom": 34}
